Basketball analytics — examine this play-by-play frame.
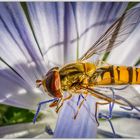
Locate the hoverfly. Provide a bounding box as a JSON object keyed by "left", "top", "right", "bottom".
{"left": 33, "top": 5, "right": 140, "bottom": 126}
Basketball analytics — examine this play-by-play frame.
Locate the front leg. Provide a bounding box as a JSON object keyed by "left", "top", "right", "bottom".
{"left": 55, "top": 93, "right": 72, "bottom": 113}
{"left": 49, "top": 100, "right": 60, "bottom": 108}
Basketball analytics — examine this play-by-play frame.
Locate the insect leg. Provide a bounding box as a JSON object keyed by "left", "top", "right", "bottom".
{"left": 55, "top": 93, "right": 72, "bottom": 113}
{"left": 99, "top": 105, "right": 116, "bottom": 137}
{"left": 101, "top": 86, "right": 134, "bottom": 111}
{"left": 81, "top": 87, "right": 118, "bottom": 137}
{"left": 33, "top": 98, "right": 58, "bottom": 124}
{"left": 85, "top": 87, "right": 122, "bottom": 105}
{"left": 95, "top": 102, "right": 109, "bottom": 126}
{"left": 108, "top": 88, "right": 115, "bottom": 118}
{"left": 115, "top": 94, "right": 138, "bottom": 111}
{"left": 97, "top": 84, "right": 140, "bottom": 112}
{"left": 49, "top": 100, "right": 60, "bottom": 107}
{"left": 96, "top": 85, "right": 140, "bottom": 112}
{"left": 109, "top": 86, "right": 140, "bottom": 112}
{"left": 94, "top": 97, "right": 116, "bottom": 137}
{"left": 74, "top": 94, "right": 88, "bottom": 119}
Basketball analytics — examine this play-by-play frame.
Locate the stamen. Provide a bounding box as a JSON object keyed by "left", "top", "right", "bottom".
{"left": 98, "top": 87, "right": 116, "bottom": 137}
{"left": 77, "top": 94, "right": 81, "bottom": 106}
{"left": 99, "top": 113, "right": 116, "bottom": 137}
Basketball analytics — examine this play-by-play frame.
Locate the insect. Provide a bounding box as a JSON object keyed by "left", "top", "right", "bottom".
{"left": 33, "top": 5, "right": 140, "bottom": 128}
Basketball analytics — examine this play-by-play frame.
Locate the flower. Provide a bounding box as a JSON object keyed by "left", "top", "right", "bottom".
{"left": 0, "top": 2, "right": 140, "bottom": 138}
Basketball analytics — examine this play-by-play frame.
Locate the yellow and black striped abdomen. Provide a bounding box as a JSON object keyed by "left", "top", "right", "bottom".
{"left": 94, "top": 65, "right": 140, "bottom": 85}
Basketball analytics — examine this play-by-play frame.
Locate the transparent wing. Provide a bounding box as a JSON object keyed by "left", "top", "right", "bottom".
{"left": 94, "top": 85, "right": 140, "bottom": 107}
{"left": 79, "top": 6, "right": 140, "bottom": 61}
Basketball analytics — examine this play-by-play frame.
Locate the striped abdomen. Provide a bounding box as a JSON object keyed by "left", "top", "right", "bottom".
{"left": 93, "top": 65, "right": 140, "bottom": 85}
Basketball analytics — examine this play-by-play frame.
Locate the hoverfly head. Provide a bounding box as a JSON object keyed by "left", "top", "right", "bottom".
{"left": 36, "top": 67, "right": 62, "bottom": 98}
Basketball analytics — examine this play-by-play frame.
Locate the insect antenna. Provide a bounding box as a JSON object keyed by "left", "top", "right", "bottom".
{"left": 36, "top": 80, "right": 42, "bottom": 88}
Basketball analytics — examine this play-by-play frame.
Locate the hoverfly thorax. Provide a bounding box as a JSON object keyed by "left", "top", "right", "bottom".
{"left": 36, "top": 67, "right": 62, "bottom": 98}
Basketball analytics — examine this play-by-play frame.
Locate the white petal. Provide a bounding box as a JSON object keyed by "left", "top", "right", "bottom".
{"left": 54, "top": 95, "right": 97, "bottom": 138}
{"left": 28, "top": 3, "right": 66, "bottom": 65}
{"left": 0, "top": 2, "right": 49, "bottom": 109}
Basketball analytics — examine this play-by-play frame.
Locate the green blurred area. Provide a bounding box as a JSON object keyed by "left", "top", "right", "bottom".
{"left": 126, "top": 2, "right": 139, "bottom": 10}
{"left": 0, "top": 104, "right": 40, "bottom": 126}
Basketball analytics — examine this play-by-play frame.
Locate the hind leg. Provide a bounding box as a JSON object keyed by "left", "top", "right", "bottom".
{"left": 95, "top": 102, "right": 109, "bottom": 126}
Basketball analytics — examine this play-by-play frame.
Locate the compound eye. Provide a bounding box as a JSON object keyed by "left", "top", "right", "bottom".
{"left": 45, "top": 72, "right": 53, "bottom": 94}
{"left": 45, "top": 68, "right": 62, "bottom": 98}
